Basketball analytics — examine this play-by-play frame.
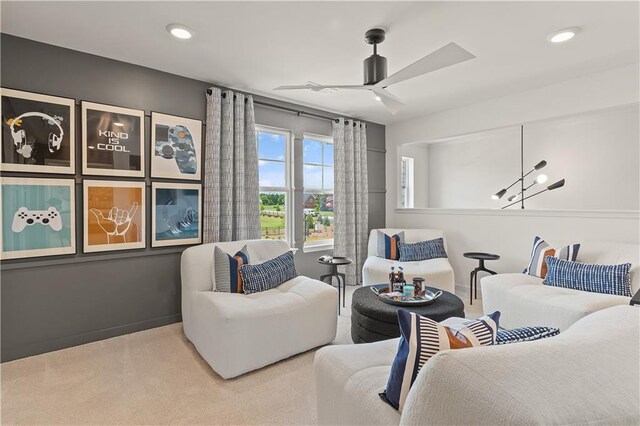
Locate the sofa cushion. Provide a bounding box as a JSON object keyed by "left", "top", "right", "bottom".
{"left": 241, "top": 250, "right": 297, "bottom": 294}
{"left": 496, "top": 326, "right": 560, "bottom": 344}
{"left": 524, "top": 236, "right": 580, "bottom": 278}
{"left": 382, "top": 310, "right": 500, "bottom": 411}
{"left": 213, "top": 245, "right": 250, "bottom": 293}
{"left": 398, "top": 238, "right": 447, "bottom": 262}
{"left": 376, "top": 230, "right": 404, "bottom": 260}
{"left": 543, "top": 257, "right": 632, "bottom": 297}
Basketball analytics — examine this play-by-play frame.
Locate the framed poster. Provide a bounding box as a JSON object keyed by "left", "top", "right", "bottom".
{"left": 82, "top": 101, "right": 144, "bottom": 177}
{"left": 152, "top": 182, "right": 201, "bottom": 247}
{"left": 151, "top": 112, "right": 202, "bottom": 180}
{"left": 0, "top": 177, "right": 76, "bottom": 259}
{"left": 83, "top": 180, "right": 145, "bottom": 253}
{"left": 1, "top": 88, "right": 75, "bottom": 174}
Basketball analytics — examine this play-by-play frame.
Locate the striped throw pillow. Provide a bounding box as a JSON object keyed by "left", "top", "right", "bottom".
{"left": 543, "top": 257, "right": 632, "bottom": 297}
{"left": 524, "top": 236, "right": 580, "bottom": 278}
{"left": 398, "top": 238, "right": 447, "bottom": 262}
{"left": 496, "top": 326, "right": 559, "bottom": 344}
{"left": 240, "top": 251, "right": 298, "bottom": 294}
{"left": 381, "top": 310, "right": 500, "bottom": 411}
{"left": 214, "top": 245, "right": 250, "bottom": 293}
{"left": 376, "top": 230, "right": 404, "bottom": 260}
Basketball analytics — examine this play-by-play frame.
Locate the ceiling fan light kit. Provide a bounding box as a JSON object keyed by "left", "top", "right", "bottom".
{"left": 274, "top": 28, "right": 476, "bottom": 114}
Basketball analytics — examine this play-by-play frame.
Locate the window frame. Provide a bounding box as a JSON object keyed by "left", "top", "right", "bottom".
{"left": 400, "top": 156, "right": 415, "bottom": 208}
{"left": 256, "top": 125, "right": 294, "bottom": 246}
{"left": 302, "top": 133, "right": 335, "bottom": 251}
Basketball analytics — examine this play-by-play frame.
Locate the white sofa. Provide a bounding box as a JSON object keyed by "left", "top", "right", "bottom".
{"left": 362, "top": 228, "right": 455, "bottom": 293}
{"left": 181, "top": 239, "right": 338, "bottom": 379}
{"left": 482, "top": 242, "right": 639, "bottom": 330}
{"left": 315, "top": 305, "right": 640, "bottom": 425}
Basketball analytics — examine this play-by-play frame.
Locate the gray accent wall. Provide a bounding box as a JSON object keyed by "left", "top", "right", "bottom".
{"left": 0, "top": 34, "right": 385, "bottom": 362}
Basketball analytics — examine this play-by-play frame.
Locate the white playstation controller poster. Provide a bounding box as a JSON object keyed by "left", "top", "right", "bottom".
{"left": 151, "top": 182, "right": 201, "bottom": 247}
{"left": 81, "top": 102, "right": 144, "bottom": 177}
{"left": 0, "top": 177, "right": 76, "bottom": 259}
{"left": 1, "top": 88, "right": 75, "bottom": 174}
{"left": 83, "top": 180, "right": 145, "bottom": 253}
{"left": 150, "top": 112, "right": 202, "bottom": 180}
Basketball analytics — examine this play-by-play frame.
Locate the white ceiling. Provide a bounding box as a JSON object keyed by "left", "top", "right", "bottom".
{"left": 1, "top": 1, "right": 638, "bottom": 124}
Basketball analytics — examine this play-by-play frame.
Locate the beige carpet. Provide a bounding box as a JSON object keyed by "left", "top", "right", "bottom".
{"left": 1, "top": 286, "right": 483, "bottom": 425}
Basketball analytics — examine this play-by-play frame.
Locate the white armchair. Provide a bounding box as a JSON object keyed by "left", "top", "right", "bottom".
{"left": 362, "top": 229, "right": 455, "bottom": 294}
{"left": 181, "top": 239, "right": 338, "bottom": 379}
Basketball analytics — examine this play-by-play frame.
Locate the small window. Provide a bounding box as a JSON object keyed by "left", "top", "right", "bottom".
{"left": 303, "top": 135, "right": 334, "bottom": 248}
{"left": 401, "top": 157, "right": 414, "bottom": 208}
{"left": 257, "top": 126, "right": 292, "bottom": 244}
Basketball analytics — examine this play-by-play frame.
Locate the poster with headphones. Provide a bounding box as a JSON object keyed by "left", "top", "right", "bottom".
{"left": 82, "top": 101, "right": 144, "bottom": 177}
{"left": 151, "top": 182, "right": 201, "bottom": 247}
{"left": 150, "top": 112, "right": 202, "bottom": 180}
{"left": 1, "top": 88, "right": 75, "bottom": 174}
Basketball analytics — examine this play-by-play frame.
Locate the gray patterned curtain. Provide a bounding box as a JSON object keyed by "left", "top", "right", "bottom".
{"left": 334, "top": 118, "right": 369, "bottom": 285}
{"left": 203, "top": 88, "right": 260, "bottom": 243}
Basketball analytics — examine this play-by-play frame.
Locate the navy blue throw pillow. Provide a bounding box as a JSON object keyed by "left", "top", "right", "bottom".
{"left": 398, "top": 238, "right": 448, "bottom": 262}
{"left": 240, "top": 251, "right": 298, "bottom": 294}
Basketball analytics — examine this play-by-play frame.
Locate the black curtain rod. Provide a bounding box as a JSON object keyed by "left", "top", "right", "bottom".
{"left": 206, "top": 88, "right": 362, "bottom": 126}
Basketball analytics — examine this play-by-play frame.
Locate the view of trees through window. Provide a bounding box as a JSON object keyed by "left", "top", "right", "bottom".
{"left": 303, "top": 136, "right": 334, "bottom": 245}
{"left": 257, "top": 128, "right": 288, "bottom": 241}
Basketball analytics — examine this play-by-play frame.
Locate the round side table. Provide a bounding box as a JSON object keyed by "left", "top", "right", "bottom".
{"left": 318, "top": 256, "right": 352, "bottom": 314}
{"left": 463, "top": 252, "right": 500, "bottom": 305}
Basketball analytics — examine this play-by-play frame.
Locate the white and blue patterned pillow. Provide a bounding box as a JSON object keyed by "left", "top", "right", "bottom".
{"left": 543, "top": 257, "right": 632, "bottom": 297}
{"left": 240, "top": 251, "right": 298, "bottom": 294}
{"left": 496, "top": 326, "right": 559, "bottom": 344}
{"left": 381, "top": 310, "right": 500, "bottom": 411}
{"left": 398, "top": 238, "right": 447, "bottom": 262}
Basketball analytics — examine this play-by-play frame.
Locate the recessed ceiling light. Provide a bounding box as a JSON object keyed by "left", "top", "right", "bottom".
{"left": 374, "top": 95, "right": 382, "bottom": 101}
{"left": 167, "top": 24, "right": 193, "bottom": 40}
{"left": 548, "top": 27, "right": 580, "bottom": 43}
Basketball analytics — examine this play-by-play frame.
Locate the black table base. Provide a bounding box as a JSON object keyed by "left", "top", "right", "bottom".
{"left": 464, "top": 252, "right": 500, "bottom": 306}
{"left": 320, "top": 269, "right": 346, "bottom": 314}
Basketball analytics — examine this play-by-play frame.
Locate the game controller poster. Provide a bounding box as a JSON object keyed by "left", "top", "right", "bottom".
{"left": 151, "top": 182, "right": 201, "bottom": 247}
{"left": 1, "top": 88, "right": 75, "bottom": 174}
{"left": 150, "top": 112, "right": 202, "bottom": 180}
{"left": 0, "top": 177, "right": 76, "bottom": 260}
{"left": 83, "top": 180, "right": 145, "bottom": 253}
{"left": 82, "top": 102, "right": 144, "bottom": 177}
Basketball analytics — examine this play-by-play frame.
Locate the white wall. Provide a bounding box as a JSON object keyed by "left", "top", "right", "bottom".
{"left": 385, "top": 64, "right": 640, "bottom": 286}
{"left": 418, "top": 104, "right": 639, "bottom": 210}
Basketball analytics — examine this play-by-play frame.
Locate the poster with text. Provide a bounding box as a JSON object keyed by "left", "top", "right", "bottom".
{"left": 1, "top": 177, "right": 76, "bottom": 259}
{"left": 151, "top": 112, "right": 202, "bottom": 180}
{"left": 83, "top": 180, "right": 145, "bottom": 253}
{"left": 1, "top": 88, "right": 75, "bottom": 174}
{"left": 152, "top": 182, "right": 201, "bottom": 247}
{"left": 82, "top": 102, "right": 144, "bottom": 177}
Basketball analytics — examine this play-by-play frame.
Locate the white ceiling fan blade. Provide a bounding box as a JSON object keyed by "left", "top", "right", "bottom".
{"left": 274, "top": 84, "right": 368, "bottom": 91}
{"left": 372, "top": 88, "right": 405, "bottom": 115}
{"left": 374, "top": 42, "right": 475, "bottom": 88}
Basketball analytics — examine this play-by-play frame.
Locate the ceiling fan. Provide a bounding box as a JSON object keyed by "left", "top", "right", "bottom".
{"left": 274, "top": 29, "right": 476, "bottom": 114}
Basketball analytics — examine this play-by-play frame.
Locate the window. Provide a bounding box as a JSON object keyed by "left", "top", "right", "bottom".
{"left": 257, "top": 126, "right": 292, "bottom": 243}
{"left": 400, "top": 156, "right": 414, "bottom": 208}
{"left": 303, "top": 135, "right": 334, "bottom": 248}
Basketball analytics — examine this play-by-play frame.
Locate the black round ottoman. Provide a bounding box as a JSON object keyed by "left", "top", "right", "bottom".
{"left": 351, "top": 286, "right": 465, "bottom": 343}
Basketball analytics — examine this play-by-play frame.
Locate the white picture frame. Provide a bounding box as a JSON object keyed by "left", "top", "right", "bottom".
{"left": 0, "top": 177, "right": 76, "bottom": 260}
{"left": 150, "top": 112, "right": 202, "bottom": 180}
{"left": 82, "top": 101, "right": 145, "bottom": 177}
{"left": 1, "top": 88, "right": 76, "bottom": 174}
{"left": 151, "top": 182, "right": 202, "bottom": 247}
{"left": 83, "top": 180, "right": 146, "bottom": 253}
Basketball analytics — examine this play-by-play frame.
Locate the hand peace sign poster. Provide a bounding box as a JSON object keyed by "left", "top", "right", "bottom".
{"left": 83, "top": 180, "right": 145, "bottom": 252}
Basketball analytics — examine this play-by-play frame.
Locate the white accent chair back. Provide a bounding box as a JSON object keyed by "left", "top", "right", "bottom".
{"left": 362, "top": 228, "right": 455, "bottom": 293}
{"left": 181, "top": 239, "right": 338, "bottom": 379}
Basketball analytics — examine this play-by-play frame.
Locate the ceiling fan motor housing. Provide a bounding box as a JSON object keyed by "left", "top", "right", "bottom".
{"left": 363, "top": 54, "right": 387, "bottom": 85}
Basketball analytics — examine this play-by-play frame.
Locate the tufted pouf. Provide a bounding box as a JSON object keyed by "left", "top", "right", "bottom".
{"left": 350, "top": 285, "right": 465, "bottom": 343}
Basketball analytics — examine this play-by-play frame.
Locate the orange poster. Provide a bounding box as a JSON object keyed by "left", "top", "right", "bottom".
{"left": 83, "top": 180, "right": 145, "bottom": 252}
